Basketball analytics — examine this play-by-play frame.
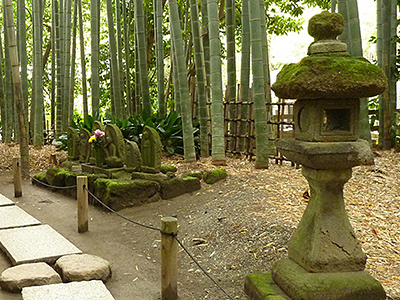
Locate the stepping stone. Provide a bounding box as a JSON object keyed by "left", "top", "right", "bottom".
{"left": 22, "top": 280, "right": 115, "bottom": 300}
{"left": 55, "top": 254, "right": 112, "bottom": 282}
{"left": 0, "top": 262, "right": 62, "bottom": 292}
{"left": 0, "top": 224, "right": 82, "bottom": 265}
{"left": 0, "top": 206, "right": 41, "bottom": 230}
{"left": 0, "top": 194, "right": 14, "bottom": 207}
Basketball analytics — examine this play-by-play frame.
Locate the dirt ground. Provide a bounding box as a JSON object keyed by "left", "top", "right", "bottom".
{"left": 0, "top": 145, "right": 399, "bottom": 300}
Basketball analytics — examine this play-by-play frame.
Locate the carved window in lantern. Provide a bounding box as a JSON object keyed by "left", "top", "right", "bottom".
{"left": 322, "top": 108, "right": 351, "bottom": 132}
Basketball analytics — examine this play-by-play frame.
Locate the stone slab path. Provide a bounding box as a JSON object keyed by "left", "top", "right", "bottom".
{"left": 0, "top": 206, "right": 41, "bottom": 230}
{"left": 0, "top": 194, "right": 14, "bottom": 207}
{"left": 21, "top": 280, "right": 115, "bottom": 300}
{"left": 0, "top": 225, "right": 82, "bottom": 265}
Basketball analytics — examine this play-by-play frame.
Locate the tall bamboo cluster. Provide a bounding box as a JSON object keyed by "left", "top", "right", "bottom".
{"left": 0, "top": 0, "right": 396, "bottom": 168}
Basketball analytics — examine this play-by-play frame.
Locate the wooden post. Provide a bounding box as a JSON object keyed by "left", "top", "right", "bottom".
{"left": 77, "top": 176, "right": 89, "bottom": 233}
{"left": 161, "top": 217, "right": 178, "bottom": 300}
{"left": 13, "top": 157, "right": 22, "bottom": 197}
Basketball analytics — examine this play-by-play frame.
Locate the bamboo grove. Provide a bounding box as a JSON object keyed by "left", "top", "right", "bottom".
{"left": 0, "top": 0, "right": 398, "bottom": 171}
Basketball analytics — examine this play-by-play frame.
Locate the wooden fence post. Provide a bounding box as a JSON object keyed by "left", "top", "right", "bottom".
{"left": 13, "top": 157, "right": 22, "bottom": 197}
{"left": 161, "top": 217, "right": 178, "bottom": 300}
{"left": 77, "top": 176, "right": 88, "bottom": 233}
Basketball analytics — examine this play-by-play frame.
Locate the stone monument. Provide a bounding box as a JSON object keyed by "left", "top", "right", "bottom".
{"left": 141, "top": 126, "right": 163, "bottom": 173}
{"left": 245, "top": 11, "right": 387, "bottom": 300}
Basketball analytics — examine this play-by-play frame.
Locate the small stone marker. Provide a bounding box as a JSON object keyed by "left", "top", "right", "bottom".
{"left": 0, "top": 262, "right": 62, "bottom": 292}
{"left": 0, "top": 206, "right": 41, "bottom": 230}
{"left": 22, "top": 280, "right": 115, "bottom": 300}
{"left": 0, "top": 194, "right": 14, "bottom": 207}
{"left": 0, "top": 224, "right": 82, "bottom": 265}
{"left": 55, "top": 254, "right": 111, "bottom": 282}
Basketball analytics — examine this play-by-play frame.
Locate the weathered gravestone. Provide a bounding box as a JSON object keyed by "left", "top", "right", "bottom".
{"left": 104, "top": 124, "right": 125, "bottom": 168}
{"left": 141, "top": 126, "right": 163, "bottom": 173}
{"left": 67, "top": 128, "right": 80, "bottom": 161}
{"left": 79, "top": 128, "right": 92, "bottom": 164}
{"left": 245, "top": 11, "right": 387, "bottom": 300}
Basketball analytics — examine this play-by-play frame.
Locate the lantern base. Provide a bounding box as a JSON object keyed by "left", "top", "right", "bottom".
{"left": 244, "top": 259, "right": 386, "bottom": 300}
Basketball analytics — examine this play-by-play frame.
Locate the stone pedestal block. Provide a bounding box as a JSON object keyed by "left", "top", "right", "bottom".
{"left": 272, "top": 258, "right": 386, "bottom": 300}
{"left": 288, "top": 167, "right": 366, "bottom": 273}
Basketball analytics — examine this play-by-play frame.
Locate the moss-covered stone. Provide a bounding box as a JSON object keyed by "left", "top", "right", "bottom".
{"left": 307, "top": 11, "right": 344, "bottom": 40}
{"left": 61, "top": 160, "right": 73, "bottom": 170}
{"left": 46, "top": 168, "right": 70, "bottom": 187}
{"left": 32, "top": 172, "right": 48, "bottom": 187}
{"left": 160, "top": 177, "right": 185, "bottom": 200}
{"left": 182, "top": 176, "right": 201, "bottom": 193}
{"left": 105, "top": 156, "right": 124, "bottom": 168}
{"left": 244, "top": 273, "right": 290, "bottom": 300}
{"left": 94, "top": 178, "right": 160, "bottom": 211}
{"left": 131, "top": 172, "right": 168, "bottom": 183}
{"left": 272, "top": 258, "right": 386, "bottom": 300}
{"left": 203, "top": 168, "right": 228, "bottom": 184}
{"left": 182, "top": 170, "right": 203, "bottom": 180}
{"left": 112, "top": 171, "right": 132, "bottom": 181}
{"left": 160, "top": 165, "right": 177, "bottom": 174}
{"left": 272, "top": 55, "right": 387, "bottom": 99}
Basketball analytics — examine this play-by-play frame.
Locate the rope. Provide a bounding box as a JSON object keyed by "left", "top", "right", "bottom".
{"left": 84, "top": 186, "right": 236, "bottom": 299}
{"left": 85, "top": 187, "right": 166, "bottom": 234}
{"left": 18, "top": 163, "right": 77, "bottom": 190}
{"left": 175, "top": 236, "right": 236, "bottom": 300}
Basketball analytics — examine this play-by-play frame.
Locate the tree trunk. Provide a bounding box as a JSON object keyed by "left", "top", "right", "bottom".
{"left": 32, "top": 0, "right": 44, "bottom": 146}
{"left": 123, "top": 0, "right": 132, "bottom": 116}
{"left": 168, "top": 0, "right": 196, "bottom": 161}
{"left": 78, "top": 0, "right": 88, "bottom": 118}
{"left": 207, "top": 0, "right": 226, "bottom": 164}
{"left": 4, "top": 0, "right": 30, "bottom": 172}
{"left": 154, "top": 0, "right": 165, "bottom": 117}
{"left": 226, "top": 0, "right": 236, "bottom": 151}
{"left": 17, "top": 0, "right": 28, "bottom": 129}
{"left": 135, "top": 0, "right": 152, "bottom": 114}
{"left": 62, "top": 0, "right": 72, "bottom": 132}
{"left": 249, "top": 0, "right": 269, "bottom": 169}
{"left": 190, "top": 0, "right": 209, "bottom": 157}
{"left": 0, "top": 31, "right": 5, "bottom": 142}
{"left": 68, "top": 0, "right": 78, "bottom": 122}
{"left": 91, "top": 0, "right": 100, "bottom": 118}
{"left": 238, "top": 0, "right": 250, "bottom": 152}
{"left": 55, "top": 0, "right": 63, "bottom": 136}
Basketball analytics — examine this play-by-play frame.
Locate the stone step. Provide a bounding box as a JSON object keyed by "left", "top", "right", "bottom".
{"left": 0, "top": 194, "right": 14, "bottom": 207}
{"left": 0, "top": 206, "right": 41, "bottom": 230}
{"left": 0, "top": 224, "right": 82, "bottom": 265}
{"left": 21, "top": 280, "right": 115, "bottom": 300}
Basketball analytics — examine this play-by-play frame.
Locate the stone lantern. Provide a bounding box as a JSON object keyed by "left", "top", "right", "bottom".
{"left": 245, "top": 11, "right": 388, "bottom": 300}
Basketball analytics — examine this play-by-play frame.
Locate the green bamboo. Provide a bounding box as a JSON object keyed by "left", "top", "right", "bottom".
{"left": 17, "top": 0, "right": 28, "bottom": 127}
{"left": 116, "top": 0, "right": 125, "bottom": 119}
{"left": 169, "top": 0, "right": 196, "bottom": 161}
{"left": 106, "top": 0, "right": 124, "bottom": 119}
{"left": 135, "top": 0, "right": 151, "bottom": 114}
{"left": 4, "top": 0, "right": 29, "bottom": 171}
{"left": 123, "top": 0, "right": 132, "bottom": 116}
{"left": 62, "top": 0, "right": 72, "bottom": 132}
{"left": 0, "top": 29, "right": 5, "bottom": 142}
{"left": 331, "top": 0, "right": 337, "bottom": 12}
{"left": 226, "top": 0, "right": 236, "bottom": 150}
{"left": 91, "top": 0, "right": 100, "bottom": 117}
{"left": 238, "top": 0, "right": 250, "bottom": 152}
{"left": 33, "top": 0, "right": 44, "bottom": 145}
{"left": 249, "top": 0, "right": 269, "bottom": 168}
{"left": 2, "top": 0, "right": 13, "bottom": 142}
{"left": 68, "top": 0, "right": 78, "bottom": 122}
{"left": 190, "top": 0, "right": 209, "bottom": 157}
{"left": 154, "top": 0, "right": 165, "bottom": 117}
{"left": 201, "top": 0, "right": 210, "bottom": 99}
{"left": 378, "top": 0, "right": 394, "bottom": 149}
{"left": 51, "top": 0, "right": 56, "bottom": 130}
{"left": 78, "top": 0, "right": 88, "bottom": 118}
{"left": 55, "top": 0, "right": 63, "bottom": 136}
{"left": 388, "top": 0, "right": 397, "bottom": 146}
{"left": 207, "top": 0, "right": 226, "bottom": 164}
{"left": 337, "top": 0, "right": 350, "bottom": 53}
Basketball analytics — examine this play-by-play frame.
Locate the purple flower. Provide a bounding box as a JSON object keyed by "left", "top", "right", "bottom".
{"left": 94, "top": 129, "right": 105, "bottom": 137}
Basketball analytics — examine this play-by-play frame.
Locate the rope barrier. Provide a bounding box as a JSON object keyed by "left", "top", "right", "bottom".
{"left": 17, "top": 163, "right": 77, "bottom": 190}
{"left": 84, "top": 186, "right": 236, "bottom": 300}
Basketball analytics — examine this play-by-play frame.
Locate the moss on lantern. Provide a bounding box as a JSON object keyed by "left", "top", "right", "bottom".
{"left": 272, "top": 54, "right": 387, "bottom": 100}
